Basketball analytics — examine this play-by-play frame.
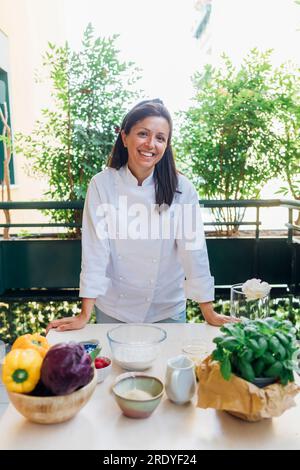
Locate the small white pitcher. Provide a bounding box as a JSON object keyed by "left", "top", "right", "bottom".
{"left": 165, "top": 354, "right": 196, "bottom": 405}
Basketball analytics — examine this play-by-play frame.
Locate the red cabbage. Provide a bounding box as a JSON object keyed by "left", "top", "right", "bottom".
{"left": 41, "top": 342, "right": 94, "bottom": 395}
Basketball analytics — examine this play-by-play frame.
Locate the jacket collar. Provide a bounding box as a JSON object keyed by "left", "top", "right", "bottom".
{"left": 122, "top": 164, "right": 154, "bottom": 187}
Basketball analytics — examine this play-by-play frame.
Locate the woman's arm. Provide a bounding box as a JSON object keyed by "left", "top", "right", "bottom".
{"left": 45, "top": 298, "right": 95, "bottom": 334}
{"left": 199, "top": 301, "right": 239, "bottom": 326}
{"left": 176, "top": 179, "right": 238, "bottom": 326}
{"left": 46, "top": 175, "right": 111, "bottom": 334}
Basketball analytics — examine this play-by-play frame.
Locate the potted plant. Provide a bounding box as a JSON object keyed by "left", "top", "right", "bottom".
{"left": 212, "top": 317, "right": 300, "bottom": 386}
{"left": 196, "top": 317, "right": 300, "bottom": 421}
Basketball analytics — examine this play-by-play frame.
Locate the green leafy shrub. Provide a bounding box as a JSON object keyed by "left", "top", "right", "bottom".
{"left": 212, "top": 318, "right": 300, "bottom": 385}
{"left": 0, "top": 301, "right": 94, "bottom": 344}
{"left": 272, "top": 62, "right": 300, "bottom": 203}
{"left": 16, "top": 23, "right": 141, "bottom": 232}
{"left": 1, "top": 297, "right": 299, "bottom": 345}
{"left": 174, "top": 49, "right": 300, "bottom": 231}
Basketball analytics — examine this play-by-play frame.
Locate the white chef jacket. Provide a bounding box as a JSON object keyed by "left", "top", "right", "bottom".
{"left": 79, "top": 165, "right": 214, "bottom": 322}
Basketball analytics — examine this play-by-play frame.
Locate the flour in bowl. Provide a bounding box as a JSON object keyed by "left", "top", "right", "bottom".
{"left": 113, "top": 346, "right": 158, "bottom": 370}
{"left": 121, "top": 389, "right": 153, "bottom": 400}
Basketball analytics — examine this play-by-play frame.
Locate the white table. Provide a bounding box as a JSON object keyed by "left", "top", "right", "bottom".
{"left": 0, "top": 323, "right": 299, "bottom": 450}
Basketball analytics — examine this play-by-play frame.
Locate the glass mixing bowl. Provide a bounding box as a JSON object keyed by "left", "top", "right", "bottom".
{"left": 107, "top": 324, "right": 167, "bottom": 371}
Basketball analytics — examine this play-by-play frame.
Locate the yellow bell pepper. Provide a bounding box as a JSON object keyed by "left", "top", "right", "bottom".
{"left": 12, "top": 333, "right": 50, "bottom": 358}
{"left": 2, "top": 348, "right": 43, "bottom": 393}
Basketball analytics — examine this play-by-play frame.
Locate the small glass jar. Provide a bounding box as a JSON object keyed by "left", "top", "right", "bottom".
{"left": 230, "top": 283, "right": 270, "bottom": 320}
{"left": 182, "top": 340, "right": 209, "bottom": 363}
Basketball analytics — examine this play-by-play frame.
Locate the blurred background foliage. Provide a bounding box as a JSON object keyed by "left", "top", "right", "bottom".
{"left": 0, "top": 297, "right": 299, "bottom": 344}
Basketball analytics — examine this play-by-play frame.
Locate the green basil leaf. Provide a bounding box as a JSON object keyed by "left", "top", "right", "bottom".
{"left": 220, "top": 356, "right": 232, "bottom": 381}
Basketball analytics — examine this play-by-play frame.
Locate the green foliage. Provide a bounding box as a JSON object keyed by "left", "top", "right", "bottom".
{"left": 0, "top": 301, "right": 95, "bottom": 344}
{"left": 212, "top": 317, "right": 300, "bottom": 385}
{"left": 272, "top": 62, "right": 300, "bottom": 200}
{"left": 0, "top": 135, "right": 11, "bottom": 146}
{"left": 174, "top": 49, "right": 300, "bottom": 230}
{"left": 1, "top": 297, "right": 299, "bottom": 347}
{"left": 16, "top": 24, "right": 141, "bottom": 229}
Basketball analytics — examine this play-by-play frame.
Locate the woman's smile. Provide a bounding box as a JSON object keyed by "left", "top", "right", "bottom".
{"left": 138, "top": 150, "right": 156, "bottom": 158}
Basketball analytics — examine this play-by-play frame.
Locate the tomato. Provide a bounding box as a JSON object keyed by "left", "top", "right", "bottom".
{"left": 95, "top": 357, "right": 111, "bottom": 369}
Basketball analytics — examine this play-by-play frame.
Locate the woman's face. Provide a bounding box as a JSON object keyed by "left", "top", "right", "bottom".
{"left": 121, "top": 116, "right": 170, "bottom": 175}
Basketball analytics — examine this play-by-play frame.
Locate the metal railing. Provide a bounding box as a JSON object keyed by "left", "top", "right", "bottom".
{"left": 0, "top": 201, "right": 83, "bottom": 230}
{"left": 0, "top": 198, "right": 299, "bottom": 301}
{"left": 0, "top": 198, "right": 299, "bottom": 238}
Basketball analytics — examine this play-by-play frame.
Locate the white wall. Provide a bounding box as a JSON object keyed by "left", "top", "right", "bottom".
{"left": 0, "top": 29, "right": 9, "bottom": 70}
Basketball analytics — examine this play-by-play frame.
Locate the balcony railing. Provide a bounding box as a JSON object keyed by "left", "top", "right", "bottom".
{"left": 0, "top": 198, "right": 299, "bottom": 236}
{"left": 0, "top": 199, "right": 299, "bottom": 300}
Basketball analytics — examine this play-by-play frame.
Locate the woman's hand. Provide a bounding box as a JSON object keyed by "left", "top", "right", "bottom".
{"left": 199, "top": 301, "right": 239, "bottom": 327}
{"left": 45, "top": 314, "right": 88, "bottom": 335}
{"left": 203, "top": 311, "right": 240, "bottom": 326}
{"left": 45, "top": 298, "right": 95, "bottom": 335}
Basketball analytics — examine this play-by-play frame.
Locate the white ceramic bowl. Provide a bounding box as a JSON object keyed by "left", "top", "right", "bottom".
{"left": 96, "top": 360, "right": 112, "bottom": 383}
{"left": 107, "top": 324, "right": 167, "bottom": 371}
{"left": 112, "top": 373, "right": 164, "bottom": 418}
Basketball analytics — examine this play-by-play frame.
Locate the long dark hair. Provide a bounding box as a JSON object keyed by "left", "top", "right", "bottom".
{"left": 108, "top": 99, "right": 179, "bottom": 207}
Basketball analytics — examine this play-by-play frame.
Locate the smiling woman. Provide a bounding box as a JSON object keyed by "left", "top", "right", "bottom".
{"left": 46, "top": 99, "right": 237, "bottom": 334}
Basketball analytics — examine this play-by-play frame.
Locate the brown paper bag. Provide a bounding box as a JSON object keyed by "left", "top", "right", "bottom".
{"left": 196, "top": 355, "right": 300, "bottom": 422}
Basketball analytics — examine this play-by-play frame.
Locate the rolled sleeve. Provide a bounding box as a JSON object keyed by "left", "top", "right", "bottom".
{"left": 184, "top": 275, "right": 214, "bottom": 303}
{"left": 176, "top": 182, "right": 215, "bottom": 303}
{"left": 79, "top": 178, "right": 111, "bottom": 299}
